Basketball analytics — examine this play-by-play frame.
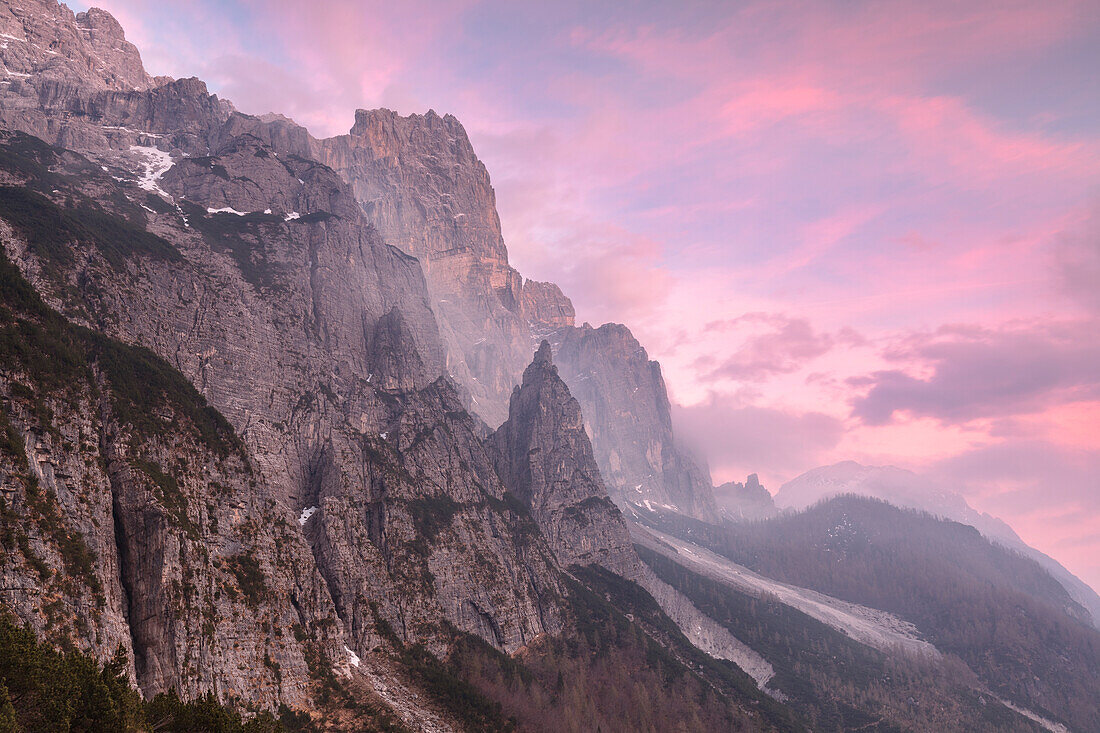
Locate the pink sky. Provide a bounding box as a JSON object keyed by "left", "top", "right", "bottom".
{"left": 72, "top": 0, "right": 1100, "bottom": 591}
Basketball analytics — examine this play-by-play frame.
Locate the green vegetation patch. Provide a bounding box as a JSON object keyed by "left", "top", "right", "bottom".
{"left": 0, "top": 615, "right": 296, "bottom": 732}
{"left": 225, "top": 552, "right": 268, "bottom": 609}
{"left": 181, "top": 201, "right": 283, "bottom": 290}
{"left": 0, "top": 249, "right": 246, "bottom": 460}
{"left": 0, "top": 186, "right": 180, "bottom": 279}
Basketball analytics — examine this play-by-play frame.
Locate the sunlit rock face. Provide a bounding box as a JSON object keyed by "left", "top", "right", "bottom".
{"left": 315, "top": 108, "right": 533, "bottom": 427}
{"left": 316, "top": 108, "right": 719, "bottom": 520}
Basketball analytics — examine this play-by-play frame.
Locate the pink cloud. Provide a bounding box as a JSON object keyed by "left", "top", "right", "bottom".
{"left": 850, "top": 319, "right": 1100, "bottom": 425}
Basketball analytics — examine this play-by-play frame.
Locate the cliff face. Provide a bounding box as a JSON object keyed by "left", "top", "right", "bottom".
{"left": 520, "top": 279, "right": 575, "bottom": 331}
{"left": 0, "top": 250, "right": 344, "bottom": 710}
{"left": 0, "top": 0, "right": 233, "bottom": 157}
{"left": 0, "top": 0, "right": 154, "bottom": 92}
{"left": 551, "top": 324, "right": 718, "bottom": 520}
{"left": 316, "top": 108, "right": 719, "bottom": 520}
{"left": 315, "top": 109, "right": 532, "bottom": 427}
{"left": 0, "top": 0, "right": 722, "bottom": 721}
{"left": 490, "top": 342, "right": 639, "bottom": 577}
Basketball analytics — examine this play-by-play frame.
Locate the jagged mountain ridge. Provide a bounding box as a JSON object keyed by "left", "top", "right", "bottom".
{"left": 714, "top": 473, "right": 778, "bottom": 521}
{"left": 489, "top": 340, "right": 640, "bottom": 576}
{"left": 2, "top": 3, "right": 1091, "bottom": 731}
{"left": 309, "top": 107, "right": 719, "bottom": 521}
{"left": 0, "top": 0, "right": 577, "bottom": 708}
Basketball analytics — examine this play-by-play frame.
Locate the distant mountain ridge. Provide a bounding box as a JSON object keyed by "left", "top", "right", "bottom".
{"left": 776, "top": 461, "right": 1100, "bottom": 629}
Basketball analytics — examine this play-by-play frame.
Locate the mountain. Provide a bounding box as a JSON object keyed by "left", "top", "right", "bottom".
{"left": 777, "top": 461, "right": 1100, "bottom": 628}
{"left": 545, "top": 322, "right": 718, "bottom": 520}
{"left": 636, "top": 494, "right": 1100, "bottom": 732}
{"left": 0, "top": 1, "right": 769, "bottom": 728}
{"left": 0, "top": 2, "right": 1093, "bottom": 730}
{"left": 311, "top": 107, "right": 719, "bottom": 521}
{"left": 314, "top": 108, "right": 531, "bottom": 428}
{"left": 489, "top": 341, "right": 639, "bottom": 575}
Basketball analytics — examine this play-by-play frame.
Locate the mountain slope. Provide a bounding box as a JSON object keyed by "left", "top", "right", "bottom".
{"left": 643, "top": 495, "right": 1100, "bottom": 731}
{"left": 312, "top": 108, "right": 720, "bottom": 521}
{"left": 777, "top": 461, "right": 1100, "bottom": 628}
{"left": 0, "top": 2, "right": 777, "bottom": 727}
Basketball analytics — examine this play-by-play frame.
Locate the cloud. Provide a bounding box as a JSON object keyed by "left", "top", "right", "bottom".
{"left": 1051, "top": 201, "right": 1100, "bottom": 313}
{"left": 699, "top": 313, "right": 859, "bottom": 382}
{"left": 929, "top": 439, "right": 1100, "bottom": 592}
{"left": 850, "top": 320, "right": 1100, "bottom": 425}
{"left": 672, "top": 393, "right": 844, "bottom": 484}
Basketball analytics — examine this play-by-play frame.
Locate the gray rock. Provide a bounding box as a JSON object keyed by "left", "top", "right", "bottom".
{"left": 550, "top": 323, "right": 718, "bottom": 520}
{"left": 490, "top": 342, "right": 639, "bottom": 577}
{"left": 715, "top": 474, "right": 778, "bottom": 521}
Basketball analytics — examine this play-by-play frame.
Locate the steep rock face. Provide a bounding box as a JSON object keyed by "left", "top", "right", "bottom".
{"left": 490, "top": 342, "right": 638, "bottom": 577}
{"left": 306, "top": 377, "right": 564, "bottom": 656}
{"left": 315, "top": 107, "right": 719, "bottom": 520}
{"left": 485, "top": 343, "right": 776, "bottom": 686}
{"left": 0, "top": 252, "right": 345, "bottom": 709}
{"left": 0, "top": 80, "right": 565, "bottom": 715}
{"left": 715, "top": 474, "right": 777, "bottom": 521}
{"left": 550, "top": 323, "right": 717, "bottom": 520}
{"left": 0, "top": 0, "right": 154, "bottom": 92}
{"left": 0, "top": 0, "right": 713, "bottom": 716}
{"left": 315, "top": 109, "right": 530, "bottom": 426}
{"left": 521, "top": 279, "right": 575, "bottom": 331}
{"left": 0, "top": 0, "right": 234, "bottom": 155}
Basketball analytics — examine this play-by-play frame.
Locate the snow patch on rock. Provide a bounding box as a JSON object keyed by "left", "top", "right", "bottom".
{"left": 129, "top": 145, "right": 173, "bottom": 198}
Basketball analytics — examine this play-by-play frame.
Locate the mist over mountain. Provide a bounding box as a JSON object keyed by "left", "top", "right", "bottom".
{"left": 0, "top": 1, "right": 1095, "bottom": 731}
{"left": 776, "top": 461, "right": 1100, "bottom": 629}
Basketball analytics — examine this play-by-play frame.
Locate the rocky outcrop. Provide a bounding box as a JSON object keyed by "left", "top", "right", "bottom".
{"left": 0, "top": 0, "right": 154, "bottom": 92}
{"left": 0, "top": 0, "right": 236, "bottom": 155}
{"left": 490, "top": 342, "right": 639, "bottom": 577}
{"left": 550, "top": 323, "right": 718, "bottom": 520}
{"left": 521, "top": 279, "right": 575, "bottom": 331}
{"left": 0, "top": 83, "right": 564, "bottom": 712}
{"left": 315, "top": 109, "right": 531, "bottom": 426}
{"left": 0, "top": 251, "right": 345, "bottom": 709}
{"left": 0, "top": 0, "right": 714, "bottom": 718}
{"left": 715, "top": 473, "right": 777, "bottom": 521}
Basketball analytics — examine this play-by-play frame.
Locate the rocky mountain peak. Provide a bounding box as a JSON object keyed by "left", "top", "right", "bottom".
{"left": 316, "top": 106, "right": 529, "bottom": 425}
{"left": 490, "top": 344, "right": 639, "bottom": 575}
{"left": 532, "top": 338, "right": 553, "bottom": 367}
{"left": 0, "top": 0, "right": 154, "bottom": 91}
{"left": 715, "top": 473, "right": 777, "bottom": 521}
{"left": 551, "top": 323, "right": 719, "bottom": 520}
{"left": 521, "top": 278, "right": 576, "bottom": 330}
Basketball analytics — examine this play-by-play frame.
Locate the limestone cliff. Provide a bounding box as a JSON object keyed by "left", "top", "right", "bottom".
{"left": 315, "top": 108, "right": 719, "bottom": 520}
{"left": 489, "top": 342, "right": 638, "bottom": 577}
{"left": 314, "top": 109, "right": 531, "bottom": 426}
{"left": 550, "top": 324, "right": 718, "bottom": 520}
{"left": 0, "top": 3, "right": 571, "bottom": 706}
{"left": 0, "top": 0, "right": 720, "bottom": 723}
